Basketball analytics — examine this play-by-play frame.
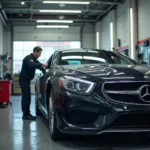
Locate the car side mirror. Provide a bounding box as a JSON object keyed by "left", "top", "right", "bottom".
{"left": 46, "top": 64, "right": 51, "bottom": 70}
{"left": 41, "top": 68, "right": 46, "bottom": 75}
{"left": 140, "top": 60, "right": 147, "bottom": 65}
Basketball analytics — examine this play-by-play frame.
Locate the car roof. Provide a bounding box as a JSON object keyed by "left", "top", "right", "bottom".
{"left": 56, "top": 48, "right": 112, "bottom": 53}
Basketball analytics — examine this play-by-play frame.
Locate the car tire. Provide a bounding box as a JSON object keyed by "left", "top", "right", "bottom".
{"left": 35, "top": 97, "right": 42, "bottom": 116}
{"left": 35, "top": 85, "right": 42, "bottom": 116}
{"left": 48, "top": 91, "right": 63, "bottom": 141}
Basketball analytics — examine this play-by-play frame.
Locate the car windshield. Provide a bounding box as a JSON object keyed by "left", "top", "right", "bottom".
{"left": 58, "top": 49, "right": 138, "bottom": 65}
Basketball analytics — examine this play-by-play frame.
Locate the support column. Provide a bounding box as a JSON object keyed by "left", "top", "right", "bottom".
{"left": 110, "top": 9, "right": 117, "bottom": 51}
{"left": 95, "top": 21, "right": 101, "bottom": 49}
{"left": 129, "top": 0, "right": 138, "bottom": 60}
{"left": 0, "top": 18, "right": 3, "bottom": 77}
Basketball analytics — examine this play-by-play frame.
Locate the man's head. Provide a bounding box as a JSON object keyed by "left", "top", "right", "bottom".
{"left": 33, "top": 46, "right": 42, "bottom": 58}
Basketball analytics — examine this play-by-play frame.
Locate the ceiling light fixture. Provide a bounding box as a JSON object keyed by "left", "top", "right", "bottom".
{"left": 36, "top": 25, "right": 69, "bottom": 28}
{"left": 21, "top": 2, "right": 25, "bottom": 5}
{"left": 110, "top": 22, "right": 114, "bottom": 51}
{"left": 42, "top": 1, "right": 90, "bottom": 4}
{"left": 37, "top": 20, "right": 73, "bottom": 23}
{"left": 96, "top": 32, "right": 99, "bottom": 49}
{"left": 59, "top": 16, "right": 65, "bottom": 19}
{"left": 130, "top": 8, "right": 134, "bottom": 59}
{"left": 39, "top": 10, "right": 81, "bottom": 13}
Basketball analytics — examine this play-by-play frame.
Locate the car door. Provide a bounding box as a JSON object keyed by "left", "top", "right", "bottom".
{"left": 44, "top": 52, "right": 59, "bottom": 112}
{"left": 38, "top": 54, "right": 54, "bottom": 113}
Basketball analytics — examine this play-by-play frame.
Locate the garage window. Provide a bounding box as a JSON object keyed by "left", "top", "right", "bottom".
{"left": 13, "top": 41, "right": 81, "bottom": 74}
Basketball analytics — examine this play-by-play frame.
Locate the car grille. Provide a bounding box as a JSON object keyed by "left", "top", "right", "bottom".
{"left": 110, "top": 113, "right": 150, "bottom": 128}
{"left": 103, "top": 82, "right": 150, "bottom": 104}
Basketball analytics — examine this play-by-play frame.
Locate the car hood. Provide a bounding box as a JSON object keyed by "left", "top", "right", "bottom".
{"left": 56, "top": 64, "right": 150, "bottom": 81}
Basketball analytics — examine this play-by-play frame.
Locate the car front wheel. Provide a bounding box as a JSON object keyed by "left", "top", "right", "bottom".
{"left": 48, "top": 91, "right": 63, "bottom": 141}
{"left": 35, "top": 97, "right": 42, "bottom": 116}
{"left": 35, "top": 86, "right": 42, "bottom": 116}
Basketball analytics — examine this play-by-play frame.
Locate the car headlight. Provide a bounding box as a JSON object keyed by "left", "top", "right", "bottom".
{"left": 59, "top": 76, "right": 96, "bottom": 95}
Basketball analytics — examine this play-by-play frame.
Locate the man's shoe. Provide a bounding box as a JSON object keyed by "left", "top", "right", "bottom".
{"left": 22, "top": 114, "right": 36, "bottom": 120}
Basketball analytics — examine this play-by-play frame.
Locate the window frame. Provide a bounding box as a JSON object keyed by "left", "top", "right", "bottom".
{"left": 13, "top": 41, "right": 81, "bottom": 73}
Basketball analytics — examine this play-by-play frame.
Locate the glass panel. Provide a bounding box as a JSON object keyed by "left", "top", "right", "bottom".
{"left": 69, "top": 41, "right": 81, "bottom": 48}
{"left": 59, "top": 50, "right": 135, "bottom": 65}
{"left": 13, "top": 60, "right": 22, "bottom": 73}
{"left": 13, "top": 70, "right": 21, "bottom": 74}
{"left": 13, "top": 51, "right": 23, "bottom": 60}
{"left": 13, "top": 41, "right": 24, "bottom": 51}
{"left": 44, "top": 50, "right": 55, "bottom": 60}
{"left": 23, "top": 50, "right": 32, "bottom": 58}
{"left": 37, "top": 59, "right": 44, "bottom": 63}
{"left": 23, "top": 41, "right": 37, "bottom": 50}
{"left": 13, "top": 41, "right": 81, "bottom": 73}
{"left": 44, "top": 46, "right": 55, "bottom": 51}
{"left": 39, "top": 51, "right": 45, "bottom": 60}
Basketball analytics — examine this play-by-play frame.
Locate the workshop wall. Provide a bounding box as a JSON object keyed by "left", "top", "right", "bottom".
{"left": 81, "top": 23, "right": 95, "bottom": 49}
{"left": 0, "top": 19, "right": 4, "bottom": 77}
{"left": 138, "top": 0, "right": 150, "bottom": 42}
{"left": 117, "top": 0, "right": 129, "bottom": 49}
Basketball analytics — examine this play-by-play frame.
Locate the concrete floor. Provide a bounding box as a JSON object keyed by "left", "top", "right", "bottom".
{"left": 1, "top": 96, "right": 150, "bottom": 150}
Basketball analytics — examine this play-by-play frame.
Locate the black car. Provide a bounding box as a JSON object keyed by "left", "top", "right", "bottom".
{"left": 35, "top": 48, "right": 150, "bottom": 141}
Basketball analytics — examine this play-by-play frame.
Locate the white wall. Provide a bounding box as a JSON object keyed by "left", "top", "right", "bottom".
{"left": 117, "top": 0, "right": 129, "bottom": 48}
{"left": 0, "top": 19, "right": 3, "bottom": 77}
{"left": 0, "top": 19, "right": 3, "bottom": 54}
{"left": 13, "top": 24, "right": 95, "bottom": 48}
{"left": 95, "top": 14, "right": 111, "bottom": 50}
{"left": 95, "top": 21, "right": 101, "bottom": 49}
{"left": 138, "top": 0, "right": 150, "bottom": 41}
{"left": 95, "top": 9, "right": 117, "bottom": 51}
{"left": 13, "top": 26, "right": 81, "bottom": 41}
{"left": 0, "top": 19, "right": 2, "bottom": 76}
{"left": 95, "top": 0, "right": 129, "bottom": 51}
{"left": 95, "top": 0, "right": 138, "bottom": 59}
{"left": 82, "top": 23, "right": 95, "bottom": 49}
{"left": 101, "top": 14, "right": 110, "bottom": 50}
{"left": 95, "top": 14, "right": 110, "bottom": 50}
{"left": 3, "top": 27, "right": 12, "bottom": 73}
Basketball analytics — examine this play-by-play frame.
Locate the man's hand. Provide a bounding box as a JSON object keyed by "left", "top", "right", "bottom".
{"left": 42, "top": 64, "right": 48, "bottom": 68}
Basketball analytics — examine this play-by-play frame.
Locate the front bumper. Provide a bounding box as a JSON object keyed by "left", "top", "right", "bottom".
{"left": 54, "top": 90, "right": 150, "bottom": 135}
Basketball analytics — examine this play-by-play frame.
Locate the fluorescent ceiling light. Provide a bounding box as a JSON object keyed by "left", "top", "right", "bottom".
{"left": 62, "top": 56, "right": 82, "bottom": 60}
{"left": 39, "top": 10, "right": 81, "bottom": 13}
{"left": 62, "top": 50, "right": 98, "bottom": 53}
{"left": 110, "top": 22, "right": 114, "bottom": 51}
{"left": 83, "top": 56, "right": 106, "bottom": 62}
{"left": 21, "top": 1, "right": 25, "bottom": 5}
{"left": 37, "top": 20, "right": 73, "bottom": 23}
{"left": 96, "top": 32, "right": 99, "bottom": 49}
{"left": 62, "top": 56, "right": 105, "bottom": 62}
{"left": 130, "top": 8, "right": 134, "bottom": 59}
{"left": 36, "top": 25, "right": 69, "bottom": 28}
{"left": 42, "top": 1, "right": 90, "bottom": 4}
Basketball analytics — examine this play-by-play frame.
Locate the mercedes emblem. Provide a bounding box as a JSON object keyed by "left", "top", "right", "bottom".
{"left": 139, "top": 85, "right": 150, "bottom": 103}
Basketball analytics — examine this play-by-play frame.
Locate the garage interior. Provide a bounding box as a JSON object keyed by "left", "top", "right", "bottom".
{"left": 0, "top": 0, "right": 150, "bottom": 150}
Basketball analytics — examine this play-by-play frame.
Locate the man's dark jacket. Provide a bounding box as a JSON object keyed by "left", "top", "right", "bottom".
{"left": 19, "top": 53, "right": 44, "bottom": 81}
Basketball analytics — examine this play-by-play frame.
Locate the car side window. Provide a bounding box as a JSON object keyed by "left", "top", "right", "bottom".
{"left": 111, "top": 55, "right": 127, "bottom": 64}
{"left": 110, "top": 53, "right": 134, "bottom": 65}
{"left": 52, "top": 52, "right": 59, "bottom": 65}
{"left": 46, "top": 54, "right": 53, "bottom": 69}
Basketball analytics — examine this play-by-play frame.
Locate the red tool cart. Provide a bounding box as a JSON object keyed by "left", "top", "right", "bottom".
{"left": 0, "top": 80, "right": 11, "bottom": 107}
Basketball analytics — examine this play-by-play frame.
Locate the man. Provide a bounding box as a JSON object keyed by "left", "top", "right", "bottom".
{"left": 19, "top": 46, "right": 48, "bottom": 120}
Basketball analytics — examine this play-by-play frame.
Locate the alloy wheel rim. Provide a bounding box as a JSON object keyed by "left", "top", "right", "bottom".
{"left": 49, "top": 95, "right": 54, "bottom": 134}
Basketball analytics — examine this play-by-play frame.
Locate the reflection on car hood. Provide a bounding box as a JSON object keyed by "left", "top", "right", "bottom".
{"left": 56, "top": 64, "right": 150, "bottom": 81}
